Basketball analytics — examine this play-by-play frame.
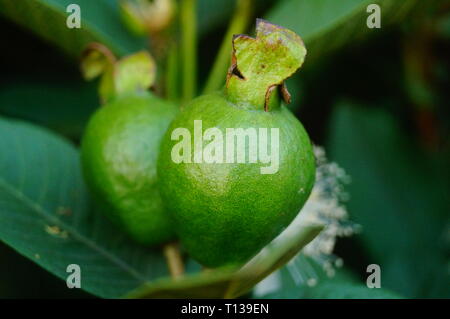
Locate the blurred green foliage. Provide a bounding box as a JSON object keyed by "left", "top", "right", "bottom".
{"left": 328, "top": 104, "right": 449, "bottom": 298}
{"left": 0, "top": 0, "right": 448, "bottom": 298}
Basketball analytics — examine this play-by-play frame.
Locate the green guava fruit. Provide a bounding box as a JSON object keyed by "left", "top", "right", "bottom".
{"left": 81, "top": 92, "right": 178, "bottom": 245}
{"left": 80, "top": 48, "right": 178, "bottom": 246}
{"left": 157, "top": 20, "right": 316, "bottom": 267}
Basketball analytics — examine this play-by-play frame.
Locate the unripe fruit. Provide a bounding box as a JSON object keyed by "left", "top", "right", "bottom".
{"left": 157, "top": 20, "right": 316, "bottom": 267}
{"left": 80, "top": 47, "right": 178, "bottom": 246}
{"left": 82, "top": 92, "right": 178, "bottom": 245}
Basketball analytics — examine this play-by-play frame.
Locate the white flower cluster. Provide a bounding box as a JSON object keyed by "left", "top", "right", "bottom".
{"left": 255, "top": 146, "right": 359, "bottom": 295}
{"left": 287, "top": 146, "right": 359, "bottom": 285}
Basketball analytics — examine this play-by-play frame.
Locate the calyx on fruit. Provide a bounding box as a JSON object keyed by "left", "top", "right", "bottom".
{"left": 226, "top": 19, "right": 306, "bottom": 111}
{"left": 81, "top": 42, "right": 157, "bottom": 104}
{"left": 80, "top": 44, "right": 178, "bottom": 246}
{"left": 157, "top": 20, "right": 316, "bottom": 267}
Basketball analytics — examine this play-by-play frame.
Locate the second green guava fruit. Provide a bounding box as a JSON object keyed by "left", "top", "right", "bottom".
{"left": 82, "top": 92, "right": 178, "bottom": 245}
{"left": 157, "top": 20, "right": 316, "bottom": 267}
{"left": 80, "top": 48, "right": 178, "bottom": 246}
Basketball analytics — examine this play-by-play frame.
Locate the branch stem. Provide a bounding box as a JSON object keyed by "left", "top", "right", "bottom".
{"left": 202, "top": 0, "right": 253, "bottom": 94}
{"left": 180, "top": 0, "right": 198, "bottom": 103}
{"left": 163, "top": 242, "right": 185, "bottom": 278}
{"left": 165, "top": 42, "right": 180, "bottom": 102}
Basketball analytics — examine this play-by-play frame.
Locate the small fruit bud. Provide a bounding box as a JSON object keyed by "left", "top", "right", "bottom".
{"left": 119, "top": 0, "right": 176, "bottom": 35}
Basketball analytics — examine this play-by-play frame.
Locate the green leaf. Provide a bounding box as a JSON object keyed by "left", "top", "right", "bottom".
{"left": 127, "top": 221, "right": 323, "bottom": 298}
{"left": 327, "top": 103, "right": 450, "bottom": 298}
{"left": 305, "top": 282, "right": 402, "bottom": 299}
{"left": 197, "top": 0, "right": 235, "bottom": 35}
{"left": 126, "top": 267, "right": 238, "bottom": 299}
{"left": 197, "top": 0, "right": 276, "bottom": 36}
{"left": 0, "top": 117, "right": 170, "bottom": 298}
{"left": 0, "top": 81, "right": 98, "bottom": 139}
{"left": 257, "top": 257, "right": 402, "bottom": 299}
{"left": 228, "top": 224, "right": 323, "bottom": 298}
{"left": 266, "top": 0, "right": 420, "bottom": 62}
{"left": 0, "top": 0, "right": 146, "bottom": 57}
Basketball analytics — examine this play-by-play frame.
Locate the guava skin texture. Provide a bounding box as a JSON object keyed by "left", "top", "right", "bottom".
{"left": 81, "top": 92, "right": 178, "bottom": 246}
{"left": 157, "top": 91, "right": 316, "bottom": 267}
